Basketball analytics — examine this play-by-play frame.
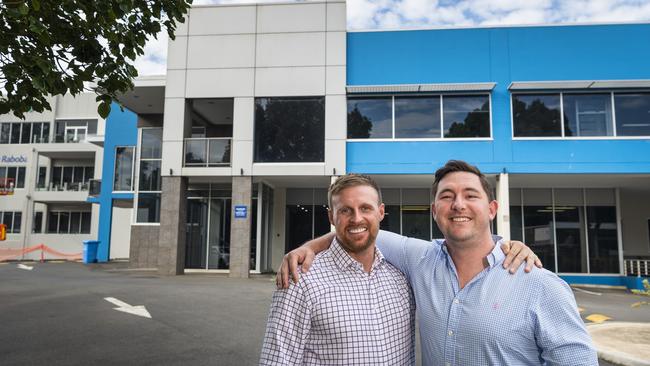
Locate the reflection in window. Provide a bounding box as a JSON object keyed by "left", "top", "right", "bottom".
{"left": 614, "top": 93, "right": 650, "bottom": 136}
{"left": 137, "top": 193, "right": 161, "bottom": 223}
{"left": 46, "top": 211, "right": 91, "bottom": 234}
{"left": 254, "top": 97, "right": 325, "bottom": 162}
{"left": 137, "top": 128, "right": 163, "bottom": 223}
{"left": 114, "top": 147, "right": 134, "bottom": 191}
{"left": 347, "top": 97, "right": 393, "bottom": 139}
{"left": 564, "top": 94, "right": 613, "bottom": 137}
{"left": 380, "top": 205, "right": 401, "bottom": 234}
{"left": 512, "top": 94, "right": 562, "bottom": 137}
{"left": 523, "top": 205, "right": 556, "bottom": 272}
{"left": 443, "top": 95, "right": 490, "bottom": 138}
{"left": 0, "top": 211, "right": 21, "bottom": 233}
{"left": 402, "top": 205, "right": 431, "bottom": 241}
{"left": 140, "top": 129, "right": 163, "bottom": 159}
{"left": 395, "top": 97, "right": 441, "bottom": 138}
{"left": 587, "top": 206, "right": 619, "bottom": 273}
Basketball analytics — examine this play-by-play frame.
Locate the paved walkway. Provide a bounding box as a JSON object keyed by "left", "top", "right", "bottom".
{"left": 588, "top": 322, "right": 650, "bottom": 366}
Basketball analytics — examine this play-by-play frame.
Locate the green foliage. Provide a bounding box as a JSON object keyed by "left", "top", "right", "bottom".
{"left": 0, "top": 0, "right": 192, "bottom": 119}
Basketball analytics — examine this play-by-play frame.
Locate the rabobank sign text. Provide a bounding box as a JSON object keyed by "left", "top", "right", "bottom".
{"left": 1, "top": 155, "right": 28, "bottom": 163}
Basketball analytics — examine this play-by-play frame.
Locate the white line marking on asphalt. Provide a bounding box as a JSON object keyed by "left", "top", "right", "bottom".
{"left": 17, "top": 264, "right": 33, "bottom": 271}
{"left": 104, "top": 297, "right": 152, "bottom": 319}
{"left": 573, "top": 287, "right": 602, "bottom": 296}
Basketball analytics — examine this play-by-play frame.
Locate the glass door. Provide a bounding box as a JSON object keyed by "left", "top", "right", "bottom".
{"left": 185, "top": 198, "right": 208, "bottom": 269}
{"left": 207, "top": 198, "right": 231, "bottom": 269}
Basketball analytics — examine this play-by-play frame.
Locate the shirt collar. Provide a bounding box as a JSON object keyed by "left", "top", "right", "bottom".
{"left": 330, "top": 237, "right": 384, "bottom": 273}
{"left": 441, "top": 234, "right": 505, "bottom": 268}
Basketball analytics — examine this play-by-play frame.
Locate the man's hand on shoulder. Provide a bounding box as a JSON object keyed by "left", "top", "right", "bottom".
{"left": 501, "top": 240, "right": 543, "bottom": 274}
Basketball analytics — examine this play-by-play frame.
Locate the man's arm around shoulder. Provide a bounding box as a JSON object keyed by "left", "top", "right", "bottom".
{"left": 260, "top": 280, "right": 312, "bottom": 365}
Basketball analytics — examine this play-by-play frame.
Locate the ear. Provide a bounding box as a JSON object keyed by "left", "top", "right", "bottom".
{"left": 431, "top": 202, "right": 438, "bottom": 220}
{"left": 378, "top": 203, "right": 385, "bottom": 221}
{"left": 328, "top": 207, "right": 334, "bottom": 226}
{"left": 488, "top": 200, "right": 498, "bottom": 220}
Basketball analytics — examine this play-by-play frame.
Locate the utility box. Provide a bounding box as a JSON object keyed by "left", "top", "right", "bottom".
{"left": 83, "top": 240, "right": 100, "bottom": 264}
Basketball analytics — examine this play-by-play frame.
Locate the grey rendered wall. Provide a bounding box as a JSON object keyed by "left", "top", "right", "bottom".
{"left": 620, "top": 188, "right": 650, "bottom": 257}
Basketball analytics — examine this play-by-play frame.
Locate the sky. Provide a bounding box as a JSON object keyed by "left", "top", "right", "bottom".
{"left": 134, "top": 0, "right": 650, "bottom": 75}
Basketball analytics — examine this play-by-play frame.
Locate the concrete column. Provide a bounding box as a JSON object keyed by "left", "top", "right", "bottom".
{"left": 229, "top": 176, "right": 252, "bottom": 278}
{"left": 495, "top": 173, "right": 510, "bottom": 241}
{"left": 158, "top": 176, "right": 187, "bottom": 275}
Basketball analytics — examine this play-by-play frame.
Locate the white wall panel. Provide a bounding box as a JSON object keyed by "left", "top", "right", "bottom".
{"left": 326, "top": 31, "right": 346, "bottom": 66}
{"left": 257, "top": 3, "right": 325, "bottom": 33}
{"left": 325, "top": 139, "right": 346, "bottom": 175}
{"left": 325, "top": 94, "right": 347, "bottom": 140}
{"left": 233, "top": 97, "right": 254, "bottom": 141}
{"left": 162, "top": 98, "right": 186, "bottom": 141}
{"left": 110, "top": 202, "right": 133, "bottom": 259}
{"left": 55, "top": 94, "right": 100, "bottom": 119}
{"left": 167, "top": 36, "right": 188, "bottom": 70}
{"left": 326, "top": 2, "right": 347, "bottom": 31}
{"left": 255, "top": 67, "right": 325, "bottom": 96}
{"left": 256, "top": 33, "right": 325, "bottom": 67}
{"left": 185, "top": 69, "right": 254, "bottom": 98}
{"left": 189, "top": 6, "right": 256, "bottom": 35}
{"left": 161, "top": 140, "right": 184, "bottom": 175}
{"left": 187, "top": 35, "right": 255, "bottom": 69}
{"left": 232, "top": 140, "right": 253, "bottom": 176}
{"left": 326, "top": 65, "right": 346, "bottom": 95}
{"left": 165, "top": 70, "right": 186, "bottom": 98}
{"left": 252, "top": 163, "right": 325, "bottom": 176}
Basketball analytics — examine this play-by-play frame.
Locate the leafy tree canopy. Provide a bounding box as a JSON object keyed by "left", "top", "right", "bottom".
{"left": 0, "top": 0, "right": 192, "bottom": 119}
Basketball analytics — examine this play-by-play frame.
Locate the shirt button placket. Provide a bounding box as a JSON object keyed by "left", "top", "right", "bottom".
{"left": 445, "top": 295, "right": 461, "bottom": 366}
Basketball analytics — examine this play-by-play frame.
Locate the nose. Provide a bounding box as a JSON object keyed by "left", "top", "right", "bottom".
{"left": 451, "top": 196, "right": 466, "bottom": 211}
{"left": 350, "top": 208, "right": 363, "bottom": 222}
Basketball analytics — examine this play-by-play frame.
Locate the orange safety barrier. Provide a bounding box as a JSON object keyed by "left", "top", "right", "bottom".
{"left": 0, "top": 244, "right": 82, "bottom": 262}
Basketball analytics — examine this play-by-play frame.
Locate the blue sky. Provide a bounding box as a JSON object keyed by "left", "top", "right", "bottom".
{"left": 135, "top": 0, "right": 650, "bottom": 74}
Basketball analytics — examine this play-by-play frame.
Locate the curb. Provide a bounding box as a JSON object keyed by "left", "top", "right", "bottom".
{"left": 587, "top": 322, "right": 650, "bottom": 366}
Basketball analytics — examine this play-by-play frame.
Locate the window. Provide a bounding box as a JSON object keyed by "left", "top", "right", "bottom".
{"left": 136, "top": 128, "right": 162, "bottom": 223}
{"left": 0, "top": 166, "right": 26, "bottom": 188}
{"left": 0, "top": 122, "right": 50, "bottom": 144}
{"left": 48, "top": 165, "right": 93, "bottom": 191}
{"left": 509, "top": 188, "right": 620, "bottom": 274}
{"left": 37, "top": 167, "right": 47, "bottom": 189}
{"left": 348, "top": 94, "right": 491, "bottom": 139}
{"left": 54, "top": 120, "right": 97, "bottom": 143}
{"left": 285, "top": 188, "right": 329, "bottom": 252}
{"left": 33, "top": 212, "right": 43, "bottom": 233}
{"left": 513, "top": 92, "right": 650, "bottom": 138}
{"left": 254, "top": 97, "right": 325, "bottom": 162}
{"left": 46, "top": 211, "right": 91, "bottom": 234}
{"left": 114, "top": 146, "right": 135, "bottom": 191}
{"left": 0, "top": 211, "right": 22, "bottom": 233}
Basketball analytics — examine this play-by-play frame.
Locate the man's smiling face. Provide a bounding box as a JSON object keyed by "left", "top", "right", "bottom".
{"left": 329, "top": 185, "right": 385, "bottom": 256}
{"left": 432, "top": 171, "right": 497, "bottom": 246}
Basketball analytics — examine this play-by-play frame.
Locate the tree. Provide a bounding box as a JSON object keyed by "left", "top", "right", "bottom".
{"left": 0, "top": 0, "right": 192, "bottom": 119}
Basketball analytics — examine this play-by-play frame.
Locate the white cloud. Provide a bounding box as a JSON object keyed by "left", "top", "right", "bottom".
{"left": 134, "top": 0, "right": 650, "bottom": 75}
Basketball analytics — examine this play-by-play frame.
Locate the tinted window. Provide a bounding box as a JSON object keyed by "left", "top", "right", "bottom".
{"left": 395, "top": 97, "right": 441, "bottom": 138}
{"left": 347, "top": 97, "right": 392, "bottom": 139}
{"left": 114, "top": 147, "right": 134, "bottom": 191}
{"left": 512, "top": 94, "right": 562, "bottom": 137}
{"left": 443, "top": 95, "right": 490, "bottom": 138}
{"left": 614, "top": 93, "right": 650, "bottom": 136}
{"left": 254, "top": 97, "right": 325, "bottom": 162}
{"left": 137, "top": 193, "right": 161, "bottom": 223}
{"left": 563, "top": 94, "right": 613, "bottom": 136}
{"left": 141, "top": 128, "right": 163, "bottom": 159}
{"left": 139, "top": 161, "right": 161, "bottom": 191}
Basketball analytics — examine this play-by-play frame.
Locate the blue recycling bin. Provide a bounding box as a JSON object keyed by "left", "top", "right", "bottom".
{"left": 83, "top": 240, "right": 99, "bottom": 264}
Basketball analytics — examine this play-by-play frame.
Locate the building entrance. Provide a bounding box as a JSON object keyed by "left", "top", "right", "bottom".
{"left": 185, "top": 188, "right": 232, "bottom": 270}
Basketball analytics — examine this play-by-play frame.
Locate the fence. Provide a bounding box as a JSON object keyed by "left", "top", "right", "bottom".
{"left": 624, "top": 259, "right": 650, "bottom": 277}
{"left": 0, "top": 244, "right": 82, "bottom": 262}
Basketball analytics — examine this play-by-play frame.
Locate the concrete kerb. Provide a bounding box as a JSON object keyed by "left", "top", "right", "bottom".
{"left": 587, "top": 322, "right": 650, "bottom": 366}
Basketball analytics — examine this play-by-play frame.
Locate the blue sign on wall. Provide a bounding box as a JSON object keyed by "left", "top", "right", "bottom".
{"left": 234, "top": 205, "right": 247, "bottom": 219}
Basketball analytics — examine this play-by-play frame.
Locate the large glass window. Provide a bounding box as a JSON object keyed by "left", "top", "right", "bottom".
{"left": 347, "top": 97, "right": 392, "bottom": 139}
{"left": 0, "top": 211, "right": 22, "bottom": 233}
{"left": 512, "top": 94, "right": 562, "bottom": 137}
{"left": 54, "top": 120, "right": 97, "bottom": 143}
{"left": 522, "top": 189, "right": 556, "bottom": 272}
{"left": 114, "top": 147, "right": 135, "bottom": 191}
{"left": 614, "top": 93, "right": 650, "bottom": 136}
{"left": 514, "top": 91, "right": 650, "bottom": 138}
{"left": 348, "top": 94, "right": 491, "bottom": 140}
{"left": 395, "top": 96, "right": 441, "bottom": 138}
{"left": 285, "top": 189, "right": 329, "bottom": 252}
{"left": 46, "top": 211, "right": 91, "bottom": 234}
{"left": 554, "top": 189, "right": 588, "bottom": 273}
{"left": 0, "top": 166, "right": 26, "bottom": 189}
{"left": 136, "top": 128, "right": 163, "bottom": 223}
{"left": 254, "top": 97, "right": 325, "bottom": 162}
{"left": 563, "top": 94, "right": 613, "bottom": 137}
{"left": 48, "top": 165, "right": 93, "bottom": 190}
{"left": 443, "top": 95, "right": 490, "bottom": 138}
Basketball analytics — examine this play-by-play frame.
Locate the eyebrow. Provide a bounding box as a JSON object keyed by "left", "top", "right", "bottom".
{"left": 438, "top": 187, "right": 482, "bottom": 196}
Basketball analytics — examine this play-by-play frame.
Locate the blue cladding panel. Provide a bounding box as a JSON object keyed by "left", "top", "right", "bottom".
{"left": 95, "top": 104, "right": 138, "bottom": 262}
{"left": 346, "top": 24, "right": 650, "bottom": 174}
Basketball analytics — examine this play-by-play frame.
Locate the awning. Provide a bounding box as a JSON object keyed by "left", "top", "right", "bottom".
{"left": 346, "top": 82, "right": 496, "bottom": 94}
{"left": 509, "top": 79, "right": 650, "bottom": 90}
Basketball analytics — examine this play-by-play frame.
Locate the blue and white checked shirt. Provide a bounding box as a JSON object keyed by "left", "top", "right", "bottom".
{"left": 376, "top": 230, "right": 598, "bottom": 366}
{"left": 260, "top": 238, "right": 415, "bottom": 365}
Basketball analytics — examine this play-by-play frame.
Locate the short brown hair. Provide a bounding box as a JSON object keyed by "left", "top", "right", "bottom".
{"left": 328, "top": 173, "right": 382, "bottom": 207}
{"left": 432, "top": 160, "right": 494, "bottom": 201}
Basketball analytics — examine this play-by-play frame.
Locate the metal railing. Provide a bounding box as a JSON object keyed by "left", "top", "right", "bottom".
{"left": 36, "top": 182, "right": 90, "bottom": 192}
{"left": 624, "top": 259, "right": 650, "bottom": 277}
{"left": 183, "top": 137, "right": 231, "bottom": 167}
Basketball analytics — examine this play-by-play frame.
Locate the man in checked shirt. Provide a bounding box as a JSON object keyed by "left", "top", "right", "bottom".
{"left": 279, "top": 161, "right": 598, "bottom": 365}
{"left": 262, "top": 172, "right": 539, "bottom": 365}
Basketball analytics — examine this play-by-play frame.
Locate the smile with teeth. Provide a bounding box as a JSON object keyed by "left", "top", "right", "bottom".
{"left": 451, "top": 217, "right": 471, "bottom": 222}
{"left": 348, "top": 227, "right": 367, "bottom": 234}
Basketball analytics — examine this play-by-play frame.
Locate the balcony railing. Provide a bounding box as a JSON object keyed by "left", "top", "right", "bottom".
{"left": 624, "top": 259, "right": 650, "bottom": 277}
{"left": 36, "top": 182, "right": 90, "bottom": 192}
{"left": 183, "top": 138, "right": 231, "bottom": 167}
